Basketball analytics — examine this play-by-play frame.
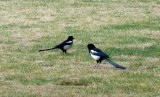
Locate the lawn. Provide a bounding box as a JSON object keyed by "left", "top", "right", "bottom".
{"left": 0, "top": 0, "right": 160, "bottom": 97}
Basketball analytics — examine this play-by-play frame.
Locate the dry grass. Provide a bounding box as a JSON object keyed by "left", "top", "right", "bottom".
{"left": 0, "top": 0, "right": 160, "bottom": 97}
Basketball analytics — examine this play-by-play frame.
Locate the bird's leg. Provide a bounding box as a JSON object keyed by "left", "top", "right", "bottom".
{"left": 94, "top": 63, "right": 97, "bottom": 67}
{"left": 62, "top": 50, "right": 67, "bottom": 54}
{"left": 97, "top": 63, "right": 100, "bottom": 67}
{"left": 94, "top": 62, "right": 99, "bottom": 67}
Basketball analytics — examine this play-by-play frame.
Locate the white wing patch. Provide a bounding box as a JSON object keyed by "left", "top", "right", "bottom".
{"left": 91, "top": 50, "right": 98, "bottom": 53}
{"left": 90, "top": 50, "right": 100, "bottom": 60}
{"left": 90, "top": 53, "right": 100, "bottom": 60}
{"left": 66, "top": 41, "right": 72, "bottom": 44}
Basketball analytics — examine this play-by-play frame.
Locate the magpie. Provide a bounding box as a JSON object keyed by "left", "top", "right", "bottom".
{"left": 87, "top": 43, "right": 126, "bottom": 70}
{"left": 39, "top": 36, "right": 74, "bottom": 53}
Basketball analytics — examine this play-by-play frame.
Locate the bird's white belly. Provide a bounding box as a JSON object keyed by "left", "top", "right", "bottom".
{"left": 91, "top": 54, "right": 100, "bottom": 60}
{"left": 63, "top": 45, "right": 71, "bottom": 50}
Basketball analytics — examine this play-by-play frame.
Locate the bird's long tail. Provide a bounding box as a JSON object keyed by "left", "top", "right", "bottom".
{"left": 39, "top": 47, "right": 56, "bottom": 52}
{"left": 105, "top": 59, "right": 126, "bottom": 70}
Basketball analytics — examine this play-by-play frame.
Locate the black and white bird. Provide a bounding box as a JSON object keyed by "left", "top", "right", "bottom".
{"left": 39, "top": 36, "right": 74, "bottom": 53}
{"left": 87, "top": 43, "right": 126, "bottom": 70}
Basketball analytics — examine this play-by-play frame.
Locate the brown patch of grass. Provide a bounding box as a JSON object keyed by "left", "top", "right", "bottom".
{"left": 57, "top": 78, "right": 92, "bottom": 86}
{"left": 145, "top": 57, "right": 159, "bottom": 63}
{"left": 126, "top": 42, "right": 155, "bottom": 49}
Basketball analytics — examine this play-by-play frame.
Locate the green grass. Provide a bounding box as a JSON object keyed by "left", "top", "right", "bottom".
{"left": 0, "top": 0, "right": 160, "bottom": 97}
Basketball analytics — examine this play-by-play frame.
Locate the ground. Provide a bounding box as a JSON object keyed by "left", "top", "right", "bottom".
{"left": 0, "top": 0, "right": 160, "bottom": 97}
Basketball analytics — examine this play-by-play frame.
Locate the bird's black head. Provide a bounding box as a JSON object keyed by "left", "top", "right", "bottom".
{"left": 67, "top": 36, "right": 74, "bottom": 40}
{"left": 87, "top": 43, "right": 96, "bottom": 50}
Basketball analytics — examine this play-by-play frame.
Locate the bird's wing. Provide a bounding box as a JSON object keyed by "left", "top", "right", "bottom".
{"left": 91, "top": 48, "right": 109, "bottom": 58}
{"left": 55, "top": 40, "right": 72, "bottom": 48}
